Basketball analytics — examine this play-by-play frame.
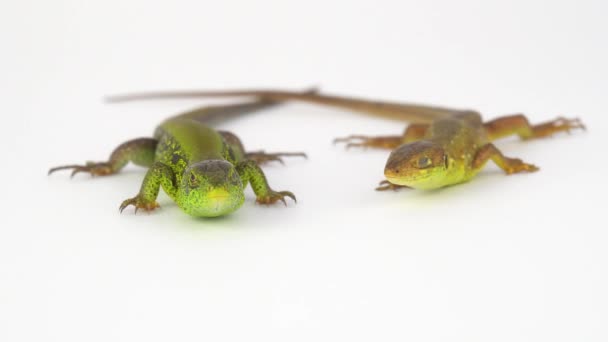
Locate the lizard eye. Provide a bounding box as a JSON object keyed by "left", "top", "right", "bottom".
{"left": 417, "top": 157, "right": 432, "bottom": 168}
{"left": 189, "top": 173, "right": 199, "bottom": 188}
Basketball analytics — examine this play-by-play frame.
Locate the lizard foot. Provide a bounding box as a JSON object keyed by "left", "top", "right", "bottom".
{"left": 375, "top": 180, "right": 411, "bottom": 191}
{"left": 503, "top": 158, "right": 539, "bottom": 174}
{"left": 48, "top": 162, "right": 113, "bottom": 178}
{"left": 119, "top": 196, "right": 160, "bottom": 214}
{"left": 531, "top": 117, "right": 586, "bottom": 138}
{"left": 256, "top": 190, "right": 297, "bottom": 206}
{"left": 333, "top": 135, "right": 401, "bottom": 149}
{"left": 246, "top": 151, "right": 307, "bottom": 166}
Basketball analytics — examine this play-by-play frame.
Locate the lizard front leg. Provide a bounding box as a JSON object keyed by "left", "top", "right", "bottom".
{"left": 334, "top": 123, "right": 429, "bottom": 149}
{"left": 119, "top": 162, "right": 177, "bottom": 213}
{"left": 49, "top": 138, "right": 158, "bottom": 177}
{"left": 472, "top": 143, "right": 539, "bottom": 175}
{"left": 483, "top": 114, "right": 585, "bottom": 141}
{"left": 236, "top": 160, "right": 296, "bottom": 205}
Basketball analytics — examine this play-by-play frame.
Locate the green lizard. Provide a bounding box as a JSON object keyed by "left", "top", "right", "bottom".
{"left": 107, "top": 89, "right": 585, "bottom": 190}
{"left": 49, "top": 99, "right": 306, "bottom": 216}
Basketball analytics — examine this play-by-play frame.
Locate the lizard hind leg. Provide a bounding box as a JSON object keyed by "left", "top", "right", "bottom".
{"left": 245, "top": 151, "right": 307, "bottom": 166}
{"left": 48, "top": 138, "right": 158, "bottom": 178}
{"left": 218, "top": 130, "right": 306, "bottom": 166}
{"left": 333, "top": 123, "right": 428, "bottom": 150}
{"left": 483, "top": 114, "right": 585, "bottom": 141}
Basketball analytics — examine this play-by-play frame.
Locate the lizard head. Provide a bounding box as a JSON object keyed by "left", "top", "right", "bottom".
{"left": 177, "top": 160, "right": 245, "bottom": 217}
{"left": 383, "top": 141, "right": 449, "bottom": 190}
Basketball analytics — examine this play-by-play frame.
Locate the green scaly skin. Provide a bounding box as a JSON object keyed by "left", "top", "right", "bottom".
{"left": 106, "top": 89, "right": 585, "bottom": 190}
{"left": 49, "top": 100, "right": 303, "bottom": 217}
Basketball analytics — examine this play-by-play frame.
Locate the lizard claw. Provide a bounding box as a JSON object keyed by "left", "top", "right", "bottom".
{"left": 119, "top": 196, "right": 160, "bottom": 214}
{"left": 246, "top": 151, "right": 307, "bottom": 166}
{"left": 503, "top": 158, "right": 539, "bottom": 174}
{"left": 333, "top": 135, "right": 369, "bottom": 147}
{"left": 555, "top": 117, "right": 586, "bottom": 133}
{"left": 334, "top": 134, "right": 401, "bottom": 150}
{"left": 375, "top": 180, "right": 411, "bottom": 191}
{"left": 256, "top": 190, "right": 297, "bottom": 205}
{"left": 48, "top": 162, "right": 113, "bottom": 177}
{"left": 529, "top": 116, "right": 587, "bottom": 139}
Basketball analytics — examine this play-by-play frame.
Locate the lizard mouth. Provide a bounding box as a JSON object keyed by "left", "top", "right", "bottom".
{"left": 181, "top": 188, "right": 242, "bottom": 217}
{"left": 208, "top": 194, "right": 229, "bottom": 199}
{"left": 208, "top": 193, "right": 230, "bottom": 212}
{"left": 191, "top": 195, "right": 240, "bottom": 217}
{"left": 385, "top": 169, "right": 435, "bottom": 188}
{"left": 206, "top": 188, "right": 230, "bottom": 200}
{"left": 385, "top": 175, "right": 419, "bottom": 186}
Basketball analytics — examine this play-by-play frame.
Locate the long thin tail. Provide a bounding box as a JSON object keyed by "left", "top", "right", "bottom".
{"left": 172, "top": 99, "right": 283, "bottom": 125}
{"left": 106, "top": 88, "right": 468, "bottom": 123}
{"left": 168, "top": 88, "right": 318, "bottom": 125}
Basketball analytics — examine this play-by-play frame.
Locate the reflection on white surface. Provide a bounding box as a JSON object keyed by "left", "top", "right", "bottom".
{"left": 1, "top": 0, "right": 607, "bottom": 341}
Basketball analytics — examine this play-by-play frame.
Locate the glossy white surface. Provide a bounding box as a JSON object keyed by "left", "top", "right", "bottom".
{"left": 1, "top": 0, "right": 607, "bottom": 341}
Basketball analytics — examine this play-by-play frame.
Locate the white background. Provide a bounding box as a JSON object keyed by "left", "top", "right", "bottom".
{"left": 1, "top": 0, "right": 607, "bottom": 341}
